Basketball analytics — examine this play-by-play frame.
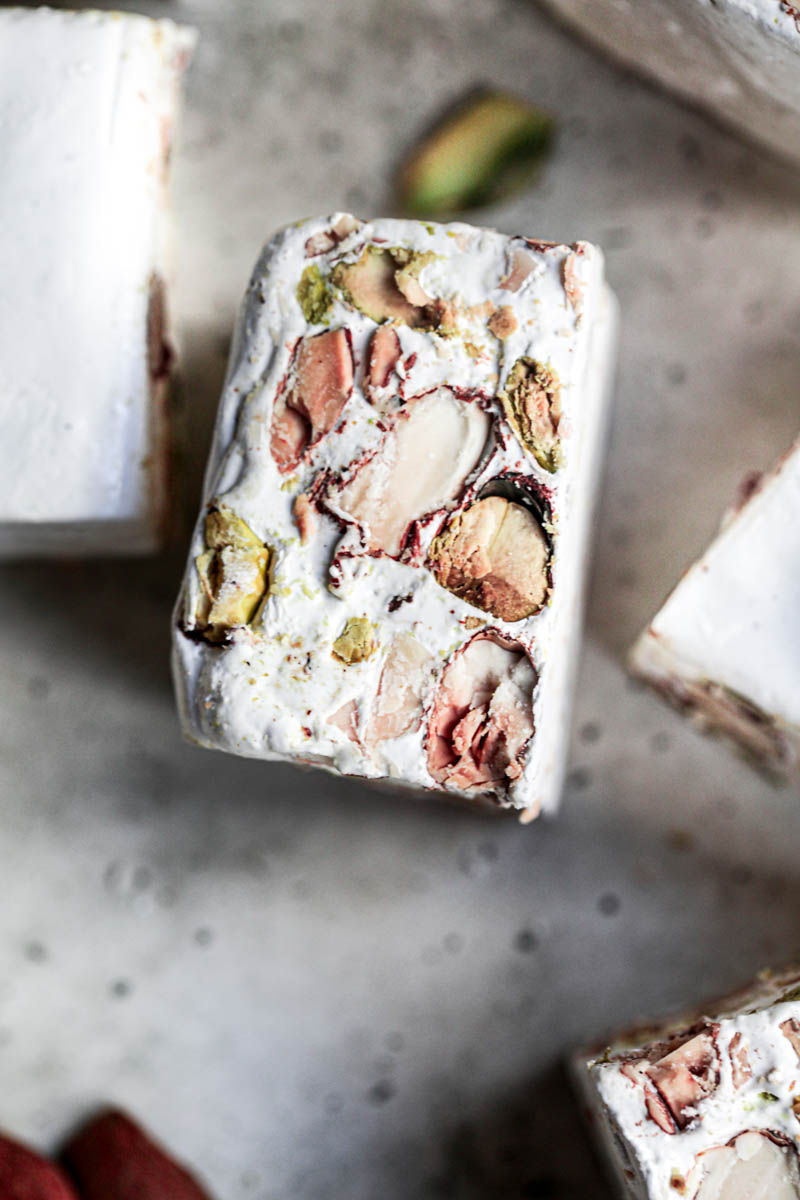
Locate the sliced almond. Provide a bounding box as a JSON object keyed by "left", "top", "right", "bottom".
{"left": 329, "top": 388, "right": 489, "bottom": 557}
{"left": 645, "top": 1030, "right": 719, "bottom": 1131}
{"left": 328, "top": 699, "right": 360, "bottom": 744}
{"left": 367, "top": 633, "right": 433, "bottom": 744}
{"left": 365, "top": 325, "right": 402, "bottom": 402}
{"left": 728, "top": 1033, "right": 751, "bottom": 1089}
{"left": 781, "top": 1018, "right": 800, "bottom": 1061}
{"left": 562, "top": 247, "right": 585, "bottom": 315}
{"left": 271, "top": 329, "right": 354, "bottom": 473}
{"left": 500, "top": 247, "right": 536, "bottom": 292}
{"left": 293, "top": 493, "right": 316, "bottom": 544}
{"left": 689, "top": 1132, "right": 800, "bottom": 1200}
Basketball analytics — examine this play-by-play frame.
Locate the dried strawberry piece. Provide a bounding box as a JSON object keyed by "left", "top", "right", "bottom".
{"left": 0, "top": 1132, "right": 78, "bottom": 1200}
{"left": 62, "top": 1110, "right": 212, "bottom": 1200}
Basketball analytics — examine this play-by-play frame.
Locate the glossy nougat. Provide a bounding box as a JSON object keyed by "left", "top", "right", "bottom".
{"left": 573, "top": 965, "right": 800, "bottom": 1200}
{"left": 631, "top": 438, "right": 800, "bottom": 776}
{"left": 173, "top": 214, "right": 617, "bottom": 817}
{"left": 0, "top": 7, "right": 195, "bottom": 557}
{"left": 539, "top": 0, "right": 800, "bottom": 167}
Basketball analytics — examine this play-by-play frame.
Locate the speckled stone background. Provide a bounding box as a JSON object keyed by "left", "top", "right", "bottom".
{"left": 2, "top": 1, "right": 800, "bottom": 1197}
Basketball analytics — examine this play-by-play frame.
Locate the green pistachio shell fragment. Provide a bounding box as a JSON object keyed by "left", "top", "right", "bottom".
{"left": 195, "top": 508, "right": 270, "bottom": 642}
{"left": 332, "top": 616, "right": 377, "bottom": 664}
{"left": 397, "top": 90, "right": 554, "bottom": 217}
{"left": 500, "top": 357, "right": 563, "bottom": 473}
{"left": 296, "top": 263, "right": 333, "bottom": 325}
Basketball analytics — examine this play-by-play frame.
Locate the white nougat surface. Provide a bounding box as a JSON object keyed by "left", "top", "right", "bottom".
{"left": 539, "top": 0, "right": 800, "bottom": 166}
{"left": 0, "top": 7, "right": 196, "bottom": 556}
{"left": 173, "top": 214, "right": 618, "bottom": 817}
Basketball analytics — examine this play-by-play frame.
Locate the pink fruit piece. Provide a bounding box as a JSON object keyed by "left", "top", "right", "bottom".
{"left": 61, "top": 1109, "right": 212, "bottom": 1200}
{"left": 0, "top": 1131, "right": 79, "bottom": 1200}
{"left": 426, "top": 632, "right": 536, "bottom": 793}
{"left": 270, "top": 329, "right": 354, "bottom": 473}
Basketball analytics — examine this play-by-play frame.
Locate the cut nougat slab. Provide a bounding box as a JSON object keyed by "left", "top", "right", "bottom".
{"left": 173, "top": 214, "right": 617, "bottom": 817}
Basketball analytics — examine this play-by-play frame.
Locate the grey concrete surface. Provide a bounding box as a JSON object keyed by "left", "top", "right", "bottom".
{"left": 1, "top": 0, "right": 800, "bottom": 1196}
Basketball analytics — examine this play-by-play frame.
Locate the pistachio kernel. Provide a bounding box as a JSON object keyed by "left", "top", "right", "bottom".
{"left": 195, "top": 508, "right": 270, "bottom": 642}
{"left": 500, "top": 357, "right": 562, "bottom": 473}
{"left": 332, "top": 616, "right": 377, "bottom": 664}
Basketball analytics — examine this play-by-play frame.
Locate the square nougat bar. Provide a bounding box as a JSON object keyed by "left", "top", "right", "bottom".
{"left": 173, "top": 215, "right": 617, "bottom": 817}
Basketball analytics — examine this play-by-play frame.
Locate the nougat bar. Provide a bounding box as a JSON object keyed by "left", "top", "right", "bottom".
{"left": 0, "top": 8, "right": 196, "bottom": 557}
{"left": 539, "top": 0, "right": 800, "bottom": 166}
{"left": 631, "top": 438, "right": 800, "bottom": 776}
{"left": 573, "top": 965, "right": 800, "bottom": 1199}
{"left": 173, "top": 214, "right": 617, "bottom": 817}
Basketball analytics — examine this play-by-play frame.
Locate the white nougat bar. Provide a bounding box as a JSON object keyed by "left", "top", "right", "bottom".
{"left": 539, "top": 0, "right": 800, "bottom": 166}
{"left": 573, "top": 965, "right": 800, "bottom": 1200}
{"left": 0, "top": 7, "right": 196, "bottom": 557}
{"left": 172, "top": 214, "right": 617, "bottom": 818}
{"left": 631, "top": 438, "right": 800, "bottom": 776}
